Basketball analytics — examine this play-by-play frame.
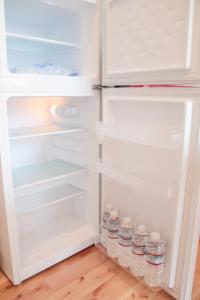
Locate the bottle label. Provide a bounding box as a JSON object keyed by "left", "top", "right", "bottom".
{"left": 145, "top": 253, "right": 165, "bottom": 265}
{"left": 107, "top": 229, "right": 119, "bottom": 239}
{"left": 107, "top": 218, "right": 120, "bottom": 239}
{"left": 132, "top": 243, "right": 145, "bottom": 255}
{"left": 118, "top": 229, "right": 132, "bottom": 247}
{"left": 119, "top": 239, "right": 132, "bottom": 247}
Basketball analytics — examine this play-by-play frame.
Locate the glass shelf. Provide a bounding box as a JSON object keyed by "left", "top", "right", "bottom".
{"left": 9, "top": 124, "right": 86, "bottom": 140}
{"left": 6, "top": 33, "right": 80, "bottom": 48}
{"left": 16, "top": 184, "right": 85, "bottom": 215}
{"left": 12, "top": 160, "right": 86, "bottom": 190}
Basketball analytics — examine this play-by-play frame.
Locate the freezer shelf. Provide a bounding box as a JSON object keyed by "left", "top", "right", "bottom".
{"left": 97, "top": 160, "right": 175, "bottom": 199}
{"left": 6, "top": 33, "right": 80, "bottom": 48}
{"left": 97, "top": 122, "right": 182, "bottom": 149}
{"left": 12, "top": 160, "right": 86, "bottom": 190}
{"left": 16, "top": 184, "right": 85, "bottom": 215}
{"left": 9, "top": 124, "right": 86, "bottom": 140}
{"left": 20, "top": 221, "right": 95, "bottom": 280}
{"left": 2, "top": 77, "right": 96, "bottom": 96}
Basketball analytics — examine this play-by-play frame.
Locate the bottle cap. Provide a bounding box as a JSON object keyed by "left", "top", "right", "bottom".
{"left": 151, "top": 232, "right": 161, "bottom": 241}
{"left": 106, "top": 203, "right": 113, "bottom": 212}
{"left": 138, "top": 224, "right": 146, "bottom": 233}
{"left": 111, "top": 210, "right": 119, "bottom": 219}
{"left": 123, "top": 217, "right": 131, "bottom": 224}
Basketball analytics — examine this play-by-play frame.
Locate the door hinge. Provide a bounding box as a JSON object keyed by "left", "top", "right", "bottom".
{"left": 92, "top": 84, "right": 102, "bottom": 90}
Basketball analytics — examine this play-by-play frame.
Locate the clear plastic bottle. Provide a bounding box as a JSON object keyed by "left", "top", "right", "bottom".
{"left": 101, "top": 203, "right": 113, "bottom": 248}
{"left": 118, "top": 217, "right": 133, "bottom": 267}
{"left": 106, "top": 210, "right": 120, "bottom": 258}
{"left": 130, "top": 224, "right": 149, "bottom": 277}
{"left": 144, "top": 232, "right": 167, "bottom": 288}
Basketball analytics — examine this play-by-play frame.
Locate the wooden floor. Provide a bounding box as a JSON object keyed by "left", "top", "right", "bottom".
{"left": 0, "top": 245, "right": 199, "bottom": 300}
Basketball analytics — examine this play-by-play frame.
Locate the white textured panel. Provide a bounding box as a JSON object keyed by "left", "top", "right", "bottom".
{"left": 107, "top": 0, "right": 189, "bottom": 73}
{"left": 102, "top": 0, "right": 200, "bottom": 84}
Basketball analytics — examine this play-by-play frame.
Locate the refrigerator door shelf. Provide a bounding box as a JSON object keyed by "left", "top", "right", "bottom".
{"left": 97, "top": 160, "right": 176, "bottom": 200}
{"left": 95, "top": 234, "right": 163, "bottom": 292}
{"left": 96, "top": 122, "right": 182, "bottom": 150}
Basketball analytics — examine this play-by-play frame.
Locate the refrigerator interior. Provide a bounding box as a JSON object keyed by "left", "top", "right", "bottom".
{"left": 7, "top": 95, "right": 99, "bottom": 277}
{"left": 97, "top": 93, "right": 190, "bottom": 289}
{"left": 4, "top": 0, "right": 98, "bottom": 77}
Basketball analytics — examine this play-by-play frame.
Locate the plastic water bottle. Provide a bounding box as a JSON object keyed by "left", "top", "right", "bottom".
{"left": 101, "top": 203, "right": 113, "bottom": 248}
{"left": 118, "top": 217, "right": 133, "bottom": 267}
{"left": 144, "top": 232, "right": 167, "bottom": 288}
{"left": 130, "top": 224, "right": 149, "bottom": 277}
{"left": 107, "top": 210, "right": 120, "bottom": 258}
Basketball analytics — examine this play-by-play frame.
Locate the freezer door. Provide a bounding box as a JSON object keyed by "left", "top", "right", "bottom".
{"left": 102, "top": 0, "right": 200, "bottom": 85}
{"left": 97, "top": 87, "right": 200, "bottom": 300}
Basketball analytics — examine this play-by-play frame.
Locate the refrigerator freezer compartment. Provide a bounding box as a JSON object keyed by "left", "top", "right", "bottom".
{"left": 97, "top": 160, "right": 176, "bottom": 199}
{"left": 15, "top": 183, "right": 85, "bottom": 215}
{"left": 9, "top": 124, "right": 86, "bottom": 140}
{"left": 4, "top": 0, "right": 99, "bottom": 77}
{"left": 12, "top": 160, "right": 86, "bottom": 190}
{"left": 97, "top": 122, "right": 182, "bottom": 149}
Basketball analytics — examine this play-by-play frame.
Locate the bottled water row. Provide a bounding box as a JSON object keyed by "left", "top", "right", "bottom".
{"left": 101, "top": 204, "right": 167, "bottom": 288}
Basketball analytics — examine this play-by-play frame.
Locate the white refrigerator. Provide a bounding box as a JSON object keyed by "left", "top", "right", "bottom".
{"left": 0, "top": 1, "right": 200, "bottom": 300}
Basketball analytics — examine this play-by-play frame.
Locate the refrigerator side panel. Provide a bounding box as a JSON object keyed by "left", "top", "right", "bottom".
{"left": 171, "top": 100, "right": 200, "bottom": 299}
{"left": 0, "top": 95, "right": 21, "bottom": 284}
{"left": 0, "top": 0, "right": 7, "bottom": 76}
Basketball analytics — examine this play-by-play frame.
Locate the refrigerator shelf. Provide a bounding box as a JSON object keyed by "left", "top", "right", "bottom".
{"left": 6, "top": 33, "right": 80, "bottom": 49}
{"left": 9, "top": 124, "right": 86, "bottom": 140}
{"left": 12, "top": 160, "right": 86, "bottom": 190}
{"left": 1, "top": 77, "right": 96, "bottom": 96}
{"left": 96, "top": 122, "right": 182, "bottom": 149}
{"left": 19, "top": 222, "right": 95, "bottom": 280}
{"left": 97, "top": 160, "right": 175, "bottom": 199}
{"left": 16, "top": 184, "right": 85, "bottom": 215}
{"left": 37, "top": 0, "right": 96, "bottom": 11}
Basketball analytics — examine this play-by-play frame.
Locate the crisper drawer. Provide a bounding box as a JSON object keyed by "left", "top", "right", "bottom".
{"left": 16, "top": 190, "right": 96, "bottom": 280}
{"left": 96, "top": 87, "right": 200, "bottom": 299}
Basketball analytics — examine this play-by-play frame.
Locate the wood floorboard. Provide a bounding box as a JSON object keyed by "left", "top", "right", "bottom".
{"left": 0, "top": 245, "right": 199, "bottom": 300}
{"left": 192, "top": 242, "right": 200, "bottom": 300}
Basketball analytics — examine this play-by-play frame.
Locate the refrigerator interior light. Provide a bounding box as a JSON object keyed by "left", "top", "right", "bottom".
{"left": 51, "top": 104, "right": 79, "bottom": 118}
